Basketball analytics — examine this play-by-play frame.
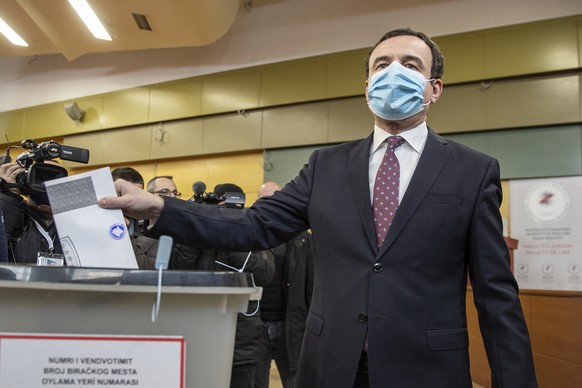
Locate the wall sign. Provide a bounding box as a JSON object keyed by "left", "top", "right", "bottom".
{"left": 510, "top": 176, "right": 582, "bottom": 290}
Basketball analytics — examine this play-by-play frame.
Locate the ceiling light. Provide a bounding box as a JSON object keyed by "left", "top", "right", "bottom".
{"left": 0, "top": 17, "right": 28, "bottom": 47}
{"left": 68, "top": 0, "right": 112, "bottom": 41}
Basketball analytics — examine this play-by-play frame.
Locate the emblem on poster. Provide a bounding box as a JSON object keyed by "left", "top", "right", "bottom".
{"left": 524, "top": 182, "right": 570, "bottom": 224}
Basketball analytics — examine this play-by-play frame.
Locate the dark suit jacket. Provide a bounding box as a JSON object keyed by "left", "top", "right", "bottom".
{"left": 150, "top": 129, "right": 537, "bottom": 388}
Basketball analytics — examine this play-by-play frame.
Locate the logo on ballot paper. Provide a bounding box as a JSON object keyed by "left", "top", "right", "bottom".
{"left": 109, "top": 223, "right": 126, "bottom": 240}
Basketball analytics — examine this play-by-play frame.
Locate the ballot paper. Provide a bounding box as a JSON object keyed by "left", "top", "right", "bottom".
{"left": 44, "top": 167, "right": 138, "bottom": 268}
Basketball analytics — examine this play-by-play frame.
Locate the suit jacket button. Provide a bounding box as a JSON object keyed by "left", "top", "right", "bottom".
{"left": 358, "top": 313, "right": 368, "bottom": 323}
{"left": 373, "top": 262, "right": 383, "bottom": 272}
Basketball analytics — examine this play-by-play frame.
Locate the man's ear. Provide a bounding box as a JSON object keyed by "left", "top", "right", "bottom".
{"left": 364, "top": 78, "right": 370, "bottom": 102}
{"left": 430, "top": 79, "right": 443, "bottom": 103}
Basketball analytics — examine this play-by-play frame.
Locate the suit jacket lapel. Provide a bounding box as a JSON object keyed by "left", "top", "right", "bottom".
{"left": 348, "top": 134, "right": 378, "bottom": 253}
{"left": 379, "top": 129, "right": 451, "bottom": 255}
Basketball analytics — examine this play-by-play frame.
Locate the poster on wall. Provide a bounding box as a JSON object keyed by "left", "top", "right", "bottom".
{"left": 509, "top": 176, "right": 582, "bottom": 291}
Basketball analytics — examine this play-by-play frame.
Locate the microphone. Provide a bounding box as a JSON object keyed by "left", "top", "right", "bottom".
{"left": 192, "top": 181, "right": 206, "bottom": 196}
{"left": 189, "top": 181, "right": 207, "bottom": 203}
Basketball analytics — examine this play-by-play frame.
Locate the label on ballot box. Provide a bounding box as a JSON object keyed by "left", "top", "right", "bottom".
{"left": 0, "top": 333, "right": 185, "bottom": 388}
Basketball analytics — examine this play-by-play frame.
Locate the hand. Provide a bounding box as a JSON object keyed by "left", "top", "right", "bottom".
{"left": 0, "top": 162, "right": 26, "bottom": 194}
{"left": 0, "top": 162, "right": 25, "bottom": 183}
{"left": 98, "top": 179, "right": 165, "bottom": 221}
{"left": 37, "top": 204, "right": 53, "bottom": 216}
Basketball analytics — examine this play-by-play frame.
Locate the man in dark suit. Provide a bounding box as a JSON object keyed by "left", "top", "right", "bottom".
{"left": 100, "top": 28, "right": 537, "bottom": 388}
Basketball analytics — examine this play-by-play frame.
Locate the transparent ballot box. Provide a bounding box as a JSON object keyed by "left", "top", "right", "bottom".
{"left": 0, "top": 264, "right": 259, "bottom": 388}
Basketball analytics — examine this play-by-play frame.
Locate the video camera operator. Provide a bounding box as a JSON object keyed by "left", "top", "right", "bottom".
{"left": 0, "top": 139, "right": 89, "bottom": 264}
{"left": 179, "top": 182, "right": 275, "bottom": 388}
{"left": 0, "top": 156, "right": 64, "bottom": 264}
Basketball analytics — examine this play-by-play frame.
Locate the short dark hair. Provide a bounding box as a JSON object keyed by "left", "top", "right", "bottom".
{"left": 364, "top": 28, "right": 445, "bottom": 80}
{"left": 111, "top": 167, "right": 144, "bottom": 187}
{"left": 213, "top": 183, "right": 243, "bottom": 198}
{"left": 147, "top": 175, "right": 174, "bottom": 192}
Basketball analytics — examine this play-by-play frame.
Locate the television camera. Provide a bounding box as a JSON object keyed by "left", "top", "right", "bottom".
{"left": 1, "top": 139, "right": 90, "bottom": 195}
{"left": 190, "top": 181, "right": 246, "bottom": 209}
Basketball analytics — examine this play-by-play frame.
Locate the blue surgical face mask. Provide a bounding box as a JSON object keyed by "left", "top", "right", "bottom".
{"left": 367, "top": 61, "right": 433, "bottom": 121}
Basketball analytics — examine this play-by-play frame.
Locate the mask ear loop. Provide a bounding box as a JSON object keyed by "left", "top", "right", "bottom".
{"left": 422, "top": 78, "right": 437, "bottom": 107}
{"left": 241, "top": 299, "right": 260, "bottom": 317}
{"left": 215, "top": 252, "right": 260, "bottom": 316}
{"left": 241, "top": 273, "right": 260, "bottom": 317}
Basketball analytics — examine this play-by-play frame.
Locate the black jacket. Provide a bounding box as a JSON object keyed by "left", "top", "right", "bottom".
{"left": 175, "top": 247, "right": 275, "bottom": 366}
{"left": 0, "top": 208, "right": 8, "bottom": 261}
{"left": 0, "top": 191, "right": 63, "bottom": 263}
{"left": 267, "top": 231, "right": 314, "bottom": 370}
{"left": 131, "top": 234, "right": 200, "bottom": 270}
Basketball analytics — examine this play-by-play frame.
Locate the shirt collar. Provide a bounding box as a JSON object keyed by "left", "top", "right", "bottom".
{"left": 371, "top": 122, "right": 428, "bottom": 156}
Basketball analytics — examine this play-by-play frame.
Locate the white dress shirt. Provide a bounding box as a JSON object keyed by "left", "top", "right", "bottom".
{"left": 369, "top": 123, "right": 429, "bottom": 204}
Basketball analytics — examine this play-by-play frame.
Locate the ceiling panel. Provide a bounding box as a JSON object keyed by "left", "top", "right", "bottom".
{"left": 0, "top": 0, "right": 241, "bottom": 60}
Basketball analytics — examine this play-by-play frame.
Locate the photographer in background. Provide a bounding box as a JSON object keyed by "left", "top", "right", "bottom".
{"left": 254, "top": 182, "right": 314, "bottom": 388}
{"left": 0, "top": 157, "right": 63, "bottom": 264}
{"left": 186, "top": 183, "right": 275, "bottom": 388}
{"left": 0, "top": 139, "right": 88, "bottom": 265}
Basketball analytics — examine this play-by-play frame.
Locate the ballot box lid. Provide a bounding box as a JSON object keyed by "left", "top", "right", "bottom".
{"left": 0, "top": 264, "right": 255, "bottom": 293}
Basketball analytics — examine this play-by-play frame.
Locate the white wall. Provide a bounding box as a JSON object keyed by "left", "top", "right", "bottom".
{"left": 1, "top": 0, "right": 582, "bottom": 113}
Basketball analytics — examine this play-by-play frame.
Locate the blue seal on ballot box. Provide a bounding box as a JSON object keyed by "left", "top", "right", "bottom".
{"left": 109, "top": 223, "right": 126, "bottom": 240}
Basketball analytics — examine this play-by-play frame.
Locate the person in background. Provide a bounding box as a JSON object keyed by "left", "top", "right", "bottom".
{"left": 111, "top": 166, "right": 145, "bottom": 189}
{"left": 137, "top": 175, "right": 197, "bottom": 269}
{"left": 111, "top": 170, "right": 197, "bottom": 270}
{"left": 0, "top": 158, "right": 63, "bottom": 264}
{"left": 254, "top": 181, "right": 314, "bottom": 388}
{"left": 0, "top": 208, "right": 8, "bottom": 262}
{"left": 100, "top": 28, "right": 537, "bottom": 388}
{"left": 146, "top": 175, "right": 181, "bottom": 199}
{"left": 186, "top": 183, "right": 275, "bottom": 388}
{"left": 0, "top": 157, "right": 8, "bottom": 262}
{"left": 112, "top": 171, "right": 271, "bottom": 387}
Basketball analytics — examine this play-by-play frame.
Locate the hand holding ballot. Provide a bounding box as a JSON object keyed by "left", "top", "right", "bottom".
{"left": 46, "top": 167, "right": 140, "bottom": 268}
{"left": 99, "top": 179, "right": 164, "bottom": 222}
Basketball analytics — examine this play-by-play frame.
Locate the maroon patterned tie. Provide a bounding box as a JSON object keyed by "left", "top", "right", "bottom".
{"left": 373, "top": 136, "right": 405, "bottom": 248}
